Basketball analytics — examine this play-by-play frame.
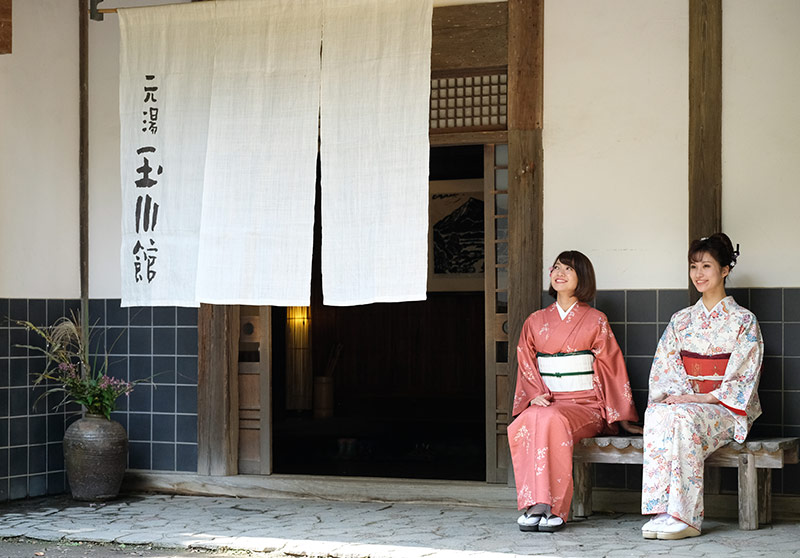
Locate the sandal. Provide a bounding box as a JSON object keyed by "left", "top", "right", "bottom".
{"left": 538, "top": 514, "right": 565, "bottom": 533}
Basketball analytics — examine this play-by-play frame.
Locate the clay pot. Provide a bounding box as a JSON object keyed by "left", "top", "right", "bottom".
{"left": 63, "top": 414, "right": 128, "bottom": 501}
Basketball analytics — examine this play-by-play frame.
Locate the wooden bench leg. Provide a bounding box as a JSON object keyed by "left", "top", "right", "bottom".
{"left": 758, "top": 468, "right": 772, "bottom": 525}
{"left": 704, "top": 465, "right": 721, "bottom": 494}
{"left": 737, "top": 454, "right": 758, "bottom": 530}
{"left": 572, "top": 462, "right": 592, "bottom": 518}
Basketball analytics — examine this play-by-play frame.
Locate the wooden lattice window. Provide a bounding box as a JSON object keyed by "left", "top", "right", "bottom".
{"left": 430, "top": 69, "right": 507, "bottom": 133}
{"left": 0, "top": 0, "right": 11, "bottom": 55}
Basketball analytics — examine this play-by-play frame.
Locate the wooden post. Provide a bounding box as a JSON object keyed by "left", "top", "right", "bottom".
{"left": 571, "top": 462, "right": 592, "bottom": 518}
{"left": 688, "top": 0, "right": 722, "bottom": 300}
{"left": 79, "top": 0, "right": 89, "bottom": 339}
{"left": 704, "top": 465, "right": 721, "bottom": 494}
{"left": 0, "top": 0, "right": 10, "bottom": 55}
{"left": 737, "top": 453, "right": 758, "bottom": 530}
{"left": 506, "top": 0, "right": 544, "bottom": 481}
{"left": 258, "top": 306, "right": 273, "bottom": 474}
{"left": 198, "top": 304, "right": 240, "bottom": 476}
{"left": 757, "top": 468, "right": 772, "bottom": 525}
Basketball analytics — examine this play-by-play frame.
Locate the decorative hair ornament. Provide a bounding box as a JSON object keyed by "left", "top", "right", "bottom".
{"left": 700, "top": 237, "right": 708, "bottom": 241}
{"left": 730, "top": 243, "right": 740, "bottom": 268}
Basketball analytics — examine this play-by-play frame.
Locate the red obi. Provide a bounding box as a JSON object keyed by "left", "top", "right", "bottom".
{"left": 680, "top": 350, "right": 730, "bottom": 394}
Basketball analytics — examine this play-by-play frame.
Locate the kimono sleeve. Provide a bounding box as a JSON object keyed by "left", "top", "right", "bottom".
{"left": 591, "top": 314, "right": 638, "bottom": 424}
{"left": 648, "top": 315, "right": 693, "bottom": 403}
{"left": 512, "top": 314, "right": 548, "bottom": 416}
{"left": 711, "top": 313, "right": 763, "bottom": 415}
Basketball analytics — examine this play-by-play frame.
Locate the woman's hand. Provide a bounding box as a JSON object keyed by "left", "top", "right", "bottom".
{"left": 530, "top": 394, "right": 553, "bottom": 407}
{"left": 663, "top": 393, "right": 718, "bottom": 405}
{"left": 619, "top": 420, "right": 643, "bottom": 435}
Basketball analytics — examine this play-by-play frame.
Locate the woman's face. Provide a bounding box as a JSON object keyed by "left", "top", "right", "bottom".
{"left": 689, "top": 251, "right": 729, "bottom": 294}
{"left": 550, "top": 259, "right": 579, "bottom": 296}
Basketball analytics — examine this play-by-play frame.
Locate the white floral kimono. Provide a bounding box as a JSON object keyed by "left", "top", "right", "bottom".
{"left": 642, "top": 296, "right": 763, "bottom": 529}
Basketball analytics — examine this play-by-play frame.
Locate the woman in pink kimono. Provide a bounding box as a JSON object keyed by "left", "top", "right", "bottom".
{"left": 641, "top": 233, "right": 763, "bottom": 540}
{"left": 508, "top": 250, "right": 640, "bottom": 533}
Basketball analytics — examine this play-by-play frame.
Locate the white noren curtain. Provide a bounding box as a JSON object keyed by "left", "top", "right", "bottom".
{"left": 120, "top": 0, "right": 431, "bottom": 308}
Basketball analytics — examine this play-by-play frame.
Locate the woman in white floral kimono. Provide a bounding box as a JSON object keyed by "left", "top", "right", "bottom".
{"left": 641, "top": 233, "right": 763, "bottom": 540}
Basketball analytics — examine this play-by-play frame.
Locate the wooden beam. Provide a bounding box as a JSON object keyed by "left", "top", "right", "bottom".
{"left": 198, "top": 304, "right": 240, "bottom": 476}
{"left": 0, "top": 0, "right": 10, "bottom": 55}
{"left": 430, "top": 130, "right": 508, "bottom": 146}
{"left": 434, "top": 0, "right": 508, "bottom": 6}
{"left": 688, "top": 0, "right": 722, "bottom": 298}
{"left": 506, "top": 0, "right": 543, "bottom": 451}
{"left": 432, "top": 2, "right": 507, "bottom": 73}
{"left": 96, "top": 0, "right": 505, "bottom": 17}
{"left": 121, "top": 471, "right": 800, "bottom": 522}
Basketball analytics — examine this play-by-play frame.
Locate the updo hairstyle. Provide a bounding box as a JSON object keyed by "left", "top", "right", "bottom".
{"left": 688, "top": 233, "right": 739, "bottom": 277}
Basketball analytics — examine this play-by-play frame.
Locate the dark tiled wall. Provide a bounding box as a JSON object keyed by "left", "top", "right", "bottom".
{"left": 89, "top": 300, "right": 199, "bottom": 474}
{"left": 0, "top": 299, "right": 199, "bottom": 502}
{"left": 2, "top": 290, "right": 799, "bottom": 501}
{"left": 0, "top": 298, "right": 81, "bottom": 500}
{"left": 541, "top": 288, "right": 800, "bottom": 495}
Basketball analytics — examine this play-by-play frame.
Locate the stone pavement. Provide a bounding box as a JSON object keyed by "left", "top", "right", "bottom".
{"left": 0, "top": 494, "right": 798, "bottom": 558}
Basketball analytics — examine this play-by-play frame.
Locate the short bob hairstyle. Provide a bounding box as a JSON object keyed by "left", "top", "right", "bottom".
{"left": 548, "top": 250, "right": 596, "bottom": 303}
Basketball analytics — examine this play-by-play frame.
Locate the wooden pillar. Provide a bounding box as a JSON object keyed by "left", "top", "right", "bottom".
{"left": 704, "top": 465, "right": 722, "bottom": 494}
{"left": 198, "top": 304, "right": 240, "bottom": 475}
{"left": 0, "top": 0, "right": 10, "bottom": 55}
{"left": 737, "top": 453, "right": 758, "bottom": 530}
{"left": 79, "top": 0, "right": 89, "bottom": 339}
{"left": 571, "top": 462, "right": 592, "bottom": 518}
{"left": 758, "top": 468, "right": 772, "bottom": 525}
{"left": 507, "top": 0, "right": 544, "bottom": 427}
{"left": 688, "top": 0, "right": 722, "bottom": 298}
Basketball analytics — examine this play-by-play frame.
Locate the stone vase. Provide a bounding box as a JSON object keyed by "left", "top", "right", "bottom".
{"left": 63, "top": 414, "right": 128, "bottom": 501}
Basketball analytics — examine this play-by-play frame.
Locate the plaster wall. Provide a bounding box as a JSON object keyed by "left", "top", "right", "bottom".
{"left": 722, "top": 0, "right": 800, "bottom": 288}
{"left": 0, "top": 0, "right": 79, "bottom": 298}
{"left": 3, "top": 1, "right": 799, "bottom": 297}
{"left": 543, "top": 0, "right": 689, "bottom": 290}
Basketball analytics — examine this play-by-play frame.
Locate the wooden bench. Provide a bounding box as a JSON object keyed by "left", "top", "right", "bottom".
{"left": 571, "top": 436, "right": 799, "bottom": 530}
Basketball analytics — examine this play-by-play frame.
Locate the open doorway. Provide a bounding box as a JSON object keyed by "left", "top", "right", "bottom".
{"left": 271, "top": 145, "right": 486, "bottom": 480}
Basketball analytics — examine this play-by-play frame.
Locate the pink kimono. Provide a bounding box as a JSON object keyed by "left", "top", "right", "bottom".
{"left": 508, "top": 302, "right": 638, "bottom": 519}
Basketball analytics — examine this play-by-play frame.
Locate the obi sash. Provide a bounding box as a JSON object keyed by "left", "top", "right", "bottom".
{"left": 537, "top": 350, "right": 595, "bottom": 392}
{"left": 680, "top": 350, "right": 730, "bottom": 394}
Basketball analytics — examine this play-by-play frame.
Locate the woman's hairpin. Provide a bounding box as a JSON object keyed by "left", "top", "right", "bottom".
{"left": 730, "top": 243, "right": 740, "bottom": 268}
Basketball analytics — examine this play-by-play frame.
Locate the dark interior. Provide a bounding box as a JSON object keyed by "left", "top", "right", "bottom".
{"left": 272, "top": 145, "right": 486, "bottom": 480}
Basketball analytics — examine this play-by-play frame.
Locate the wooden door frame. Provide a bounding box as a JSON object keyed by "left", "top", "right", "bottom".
{"left": 237, "top": 306, "right": 273, "bottom": 475}
{"left": 197, "top": 304, "right": 240, "bottom": 475}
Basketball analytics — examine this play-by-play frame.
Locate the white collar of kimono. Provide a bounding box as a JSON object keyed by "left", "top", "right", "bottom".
{"left": 557, "top": 301, "right": 578, "bottom": 320}
{"left": 696, "top": 295, "right": 732, "bottom": 318}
